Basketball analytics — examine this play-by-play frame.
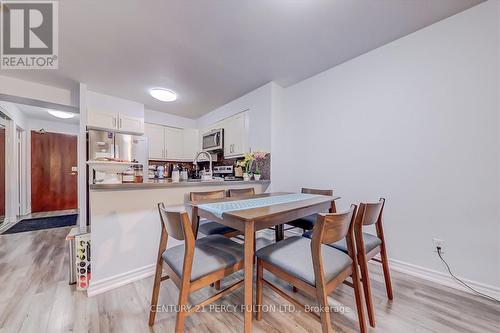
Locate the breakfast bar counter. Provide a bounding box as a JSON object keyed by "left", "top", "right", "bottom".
{"left": 89, "top": 179, "right": 270, "bottom": 190}
{"left": 87, "top": 179, "right": 271, "bottom": 296}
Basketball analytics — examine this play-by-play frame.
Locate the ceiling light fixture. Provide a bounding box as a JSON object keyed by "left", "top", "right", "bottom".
{"left": 47, "top": 110, "right": 76, "bottom": 119}
{"left": 149, "top": 88, "right": 177, "bottom": 102}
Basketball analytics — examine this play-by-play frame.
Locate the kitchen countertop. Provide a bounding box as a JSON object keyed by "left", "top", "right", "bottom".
{"left": 89, "top": 179, "right": 271, "bottom": 190}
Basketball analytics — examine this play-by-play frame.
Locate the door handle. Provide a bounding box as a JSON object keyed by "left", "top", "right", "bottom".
{"left": 119, "top": 117, "right": 122, "bottom": 129}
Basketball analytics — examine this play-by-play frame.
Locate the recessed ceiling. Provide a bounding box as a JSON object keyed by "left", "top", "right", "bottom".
{"left": 1, "top": 0, "right": 483, "bottom": 118}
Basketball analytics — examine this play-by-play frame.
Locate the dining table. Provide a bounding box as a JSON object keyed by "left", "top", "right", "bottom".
{"left": 187, "top": 192, "right": 340, "bottom": 333}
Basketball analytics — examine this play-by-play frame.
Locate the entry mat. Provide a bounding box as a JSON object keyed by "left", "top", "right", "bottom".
{"left": 2, "top": 214, "right": 78, "bottom": 234}
{"left": 198, "top": 193, "right": 321, "bottom": 218}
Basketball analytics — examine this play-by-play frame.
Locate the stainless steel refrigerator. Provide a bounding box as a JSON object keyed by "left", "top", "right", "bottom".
{"left": 88, "top": 129, "right": 148, "bottom": 182}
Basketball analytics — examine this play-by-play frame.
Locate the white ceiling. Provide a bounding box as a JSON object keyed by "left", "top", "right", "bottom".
{"left": 2, "top": 0, "right": 482, "bottom": 118}
{"left": 17, "top": 104, "right": 79, "bottom": 124}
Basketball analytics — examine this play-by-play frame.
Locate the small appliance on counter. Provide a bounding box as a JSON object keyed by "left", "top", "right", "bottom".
{"left": 213, "top": 165, "right": 240, "bottom": 181}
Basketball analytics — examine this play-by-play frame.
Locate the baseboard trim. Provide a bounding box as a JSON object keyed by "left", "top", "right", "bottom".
{"left": 381, "top": 257, "right": 500, "bottom": 300}
{"left": 87, "top": 264, "right": 156, "bottom": 297}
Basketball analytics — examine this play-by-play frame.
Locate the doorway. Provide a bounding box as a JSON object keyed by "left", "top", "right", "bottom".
{"left": 0, "top": 114, "right": 5, "bottom": 225}
{"left": 31, "top": 130, "right": 78, "bottom": 213}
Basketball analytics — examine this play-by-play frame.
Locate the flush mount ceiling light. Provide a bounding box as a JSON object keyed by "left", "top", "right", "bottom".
{"left": 149, "top": 88, "right": 177, "bottom": 102}
{"left": 47, "top": 110, "right": 76, "bottom": 119}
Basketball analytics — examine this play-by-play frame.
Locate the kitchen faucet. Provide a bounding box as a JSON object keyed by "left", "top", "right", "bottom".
{"left": 193, "top": 151, "right": 213, "bottom": 180}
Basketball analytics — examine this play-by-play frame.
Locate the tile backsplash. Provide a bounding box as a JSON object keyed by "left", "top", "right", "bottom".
{"left": 148, "top": 153, "right": 271, "bottom": 180}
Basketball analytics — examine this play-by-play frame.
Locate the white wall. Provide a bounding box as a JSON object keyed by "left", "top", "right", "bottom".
{"left": 197, "top": 82, "right": 273, "bottom": 152}
{"left": 145, "top": 109, "right": 196, "bottom": 129}
{"left": 0, "top": 102, "right": 27, "bottom": 220}
{"left": 0, "top": 75, "right": 77, "bottom": 107}
{"left": 26, "top": 118, "right": 79, "bottom": 134}
{"left": 273, "top": 1, "right": 499, "bottom": 288}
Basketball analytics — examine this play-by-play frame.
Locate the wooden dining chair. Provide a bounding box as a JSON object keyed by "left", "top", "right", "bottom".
{"left": 304, "top": 198, "right": 392, "bottom": 328}
{"left": 255, "top": 206, "right": 366, "bottom": 333}
{"left": 287, "top": 188, "right": 336, "bottom": 234}
{"left": 191, "top": 190, "right": 241, "bottom": 239}
{"left": 149, "top": 203, "right": 245, "bottom": 333}
{"left": 228, "top": 187, "right": 255, "bottom": 198}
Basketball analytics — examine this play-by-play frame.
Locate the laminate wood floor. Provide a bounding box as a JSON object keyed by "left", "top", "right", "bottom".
{"left": 0, "top": 227, "right": 498, "bottom": 333}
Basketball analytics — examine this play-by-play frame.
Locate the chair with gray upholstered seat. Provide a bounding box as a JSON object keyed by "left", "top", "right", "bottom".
{"left": 287, "top": 188, "right": 336, "bottom": 234}
{"left": 304, "top": 198, "right": 393, "bottom": 328}
{"left": 255, "top": 206, "right": 366, "bottom": 333}
{"left": 191, "top": 190, "right": 241, "bottom": 238}
{"left": 149, "top": 203, "right": 245, "bottom": 333}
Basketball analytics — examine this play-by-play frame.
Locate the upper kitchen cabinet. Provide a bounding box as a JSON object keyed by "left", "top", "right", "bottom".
{"left": 144, "top": 123, "right": 199, "bottom": 161}
{"left": 86, "top": 91, "right": 145, "bottom": 135}
{"left": 164, "top": 127, "right": 183, "bottom": 159}
{"left": 182, "top": 128, "right": 199, "bottom": 160}
{"left": 223, "top": 111, "right": 248, "bottom": 158}
{"left": 144, "top": 123, "right": 165, "bottom": 159}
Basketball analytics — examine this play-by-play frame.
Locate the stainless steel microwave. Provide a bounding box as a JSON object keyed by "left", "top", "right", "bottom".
{"left": 202, "top": 128, "right": 223, "bottom": 151}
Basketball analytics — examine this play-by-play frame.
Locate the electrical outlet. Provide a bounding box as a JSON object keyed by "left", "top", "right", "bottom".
{"left": 433, "top": 238, "right": 445, "bottom": 253}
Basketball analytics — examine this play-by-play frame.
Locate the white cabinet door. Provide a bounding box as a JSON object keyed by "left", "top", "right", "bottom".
{"left": 165, "top": 127, "right": 184, "bottom": 159}
{"left": 182, "top": 129, "right": 199, "bottom": 160}
{"left": 144, "top": 123, "right": 165, "bottom": 160}
{"left": 223, "top": 112, "right": 247, "bottom": 158}
{"left": 230, "top": 112, "right": 246, "bottom": 156}
{"left": 118, "top": 114, "right": 144, "bottom": 134}
{"left": 87, "top": 109, "right": 118, "bottom": 130}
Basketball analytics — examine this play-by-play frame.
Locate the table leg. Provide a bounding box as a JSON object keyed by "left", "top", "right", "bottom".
{"left": 191, "top": 206, "right": 200, "bottom": 239}
{"left": 243, "top": 222, "right": 255, "bottom": 333}
{"left": 275, "top": 224, "right": 284, "bottom": 242}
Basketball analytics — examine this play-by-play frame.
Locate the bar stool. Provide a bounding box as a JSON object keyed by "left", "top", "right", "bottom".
{"left": 304, "top": 198, "right": 393, "bottom": 327}
{"left": 255, "top": 206, "right": 366, "bottom": 333}
{"left": 149, "top": 203, "right": 245, "bottom": 333}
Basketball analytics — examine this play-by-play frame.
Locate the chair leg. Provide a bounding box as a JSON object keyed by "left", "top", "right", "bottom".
{"left": 380, "top": 245, "right": 394, "bottom": 300}
{"left": 351, "top": 263, "right": 367, "bottom": 333}
{"left": 315, "top": 287, "right": 333, "bottom": 333}
{"left": 148, "top": 260, "right": 163, "bottom": 326}
{"left": 175, "top": 284, "right": 190, "bottom": 333}
{"left": 358, "top": 252, "right": 376, "bottom": 327}
{"left": 256, "top": 260, "right": 263, "bottom": 321}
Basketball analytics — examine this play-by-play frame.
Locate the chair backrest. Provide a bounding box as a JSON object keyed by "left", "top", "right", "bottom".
{"left": 190, "top": 189, "right": 225, "bottom": 201}
{"left": 157, "top": 203, "right": 193, "bottom": 241}
{"left": 301, "top": 188, "right": 333, "bottom": 196}
{"left": 310, "top": 206, "right": 357, "bottom": 287}
{"left": 302, "top": 188, "right": 335, "bottom": 212}
{"left": 311, "top": 205, "right": 357, "bottom": 246}
{"left": 355, "top": 198, "right": 385, "bottom": 226}
{"left": 228, "top": 187, "right": 255, "bottom": 198}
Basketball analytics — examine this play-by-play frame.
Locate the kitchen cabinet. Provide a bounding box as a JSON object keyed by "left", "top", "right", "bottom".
{"left": 165, "top": 127, "right": 184, "bottom": 159}
{"left": 144, "top": 123, "right": 165, "bottom": 159}
{"left": 144, "top": 123, "right": 199, "bottom": 161}
{"left": 182, "top": 129, "right": 199, "bottom": 160}
{"left": 118, "top": 114, "right": 144, "bottom": 134}
{"left": 87, "top": 109, "right": 144, "bottom": 134}
{"left": 223, "top": 112, "right": 247, "bottom": 158}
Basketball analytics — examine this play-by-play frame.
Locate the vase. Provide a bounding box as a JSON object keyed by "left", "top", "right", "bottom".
{"left": 243, "top": 173, "right": 250, "bottom": 181}
{"left": 254, "top": 174, "right": 261, "bottom": 181}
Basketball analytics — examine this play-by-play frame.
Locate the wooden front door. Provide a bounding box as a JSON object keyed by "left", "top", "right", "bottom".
{"left": 0, "top": 128, "right": 5, "bottom": 218}
{"left": 31, "top": 131, "right": 78, "bottom": 213}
